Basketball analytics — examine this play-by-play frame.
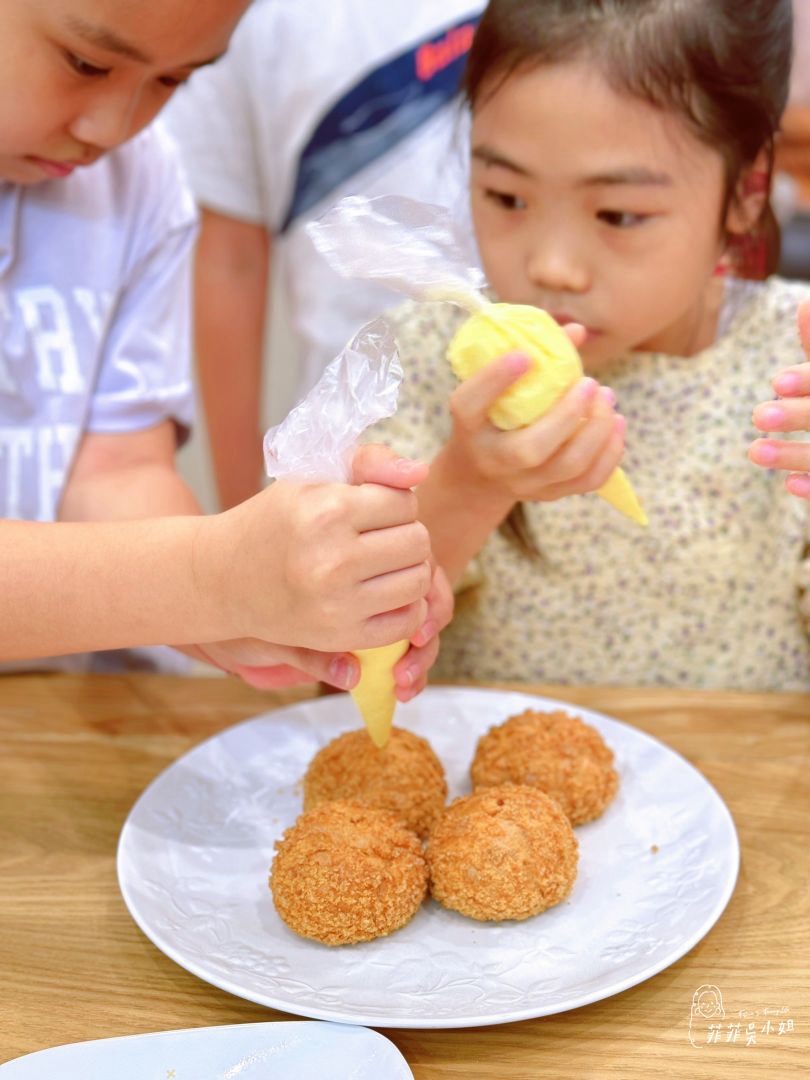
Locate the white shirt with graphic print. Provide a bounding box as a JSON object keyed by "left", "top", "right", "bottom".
{"left": 165, "top": 0, "right": 483, "bottom": 408}
{"left": 0, "top": 122, "right": 196, "bottom": 523}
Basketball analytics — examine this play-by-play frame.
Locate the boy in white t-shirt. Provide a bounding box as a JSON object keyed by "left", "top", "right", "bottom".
{"left": 165, "top": 0, "right": 484, "bottom": 507}
{"left": 0, "top": 0, "right": 447, "bottom": 697}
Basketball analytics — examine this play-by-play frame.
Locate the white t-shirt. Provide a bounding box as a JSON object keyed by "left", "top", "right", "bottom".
{"left": 0, "top": 123, "right": 196, "bottom": 522}
{"left": 165, "top": 0, "right": 483, "bottom": 402}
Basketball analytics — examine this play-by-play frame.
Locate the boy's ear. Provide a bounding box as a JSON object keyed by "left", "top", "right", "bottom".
{"left": 725, "top": 148, "right": 771, "bottom": 235}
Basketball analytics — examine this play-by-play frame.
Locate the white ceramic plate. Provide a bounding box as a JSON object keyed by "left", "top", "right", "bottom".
{"left": 117, "top": 687, "right": 739, "bottom": 1029}
{"left": 0, "top": 1022, "right": 412, "bottom": 1078}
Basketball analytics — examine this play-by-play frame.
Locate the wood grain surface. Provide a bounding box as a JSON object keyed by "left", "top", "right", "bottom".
{"left": 0, "top": 674, "right": 807, "bottom": 1078}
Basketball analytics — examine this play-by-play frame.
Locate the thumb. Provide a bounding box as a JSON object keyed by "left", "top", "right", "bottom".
{"left": 196, "top": 640, "right": 360, "bottom": 690}
{"left": 351, "top": 443, "right": 428, "bottom": 489}
{"left": 451, "top": 351, "right": 531, "bottom": 428}
{"left": 233, "top": 648, "right": 360, "bottom": 691}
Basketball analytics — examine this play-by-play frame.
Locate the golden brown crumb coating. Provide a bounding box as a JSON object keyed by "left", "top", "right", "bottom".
{"left": 303, "top": 726, "right": 447, "bottom": 839}
{"left": 471, "top": 709, "right": 619, "bottom": 825}
{"left": 426, "top": 785, "right": 578, "bottom": 922}
{"left": 270, "top": 800, "right": 428, "bottom": 945}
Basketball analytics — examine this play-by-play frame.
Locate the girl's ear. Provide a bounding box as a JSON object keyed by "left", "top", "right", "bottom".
{"left": 725, "top": 148, "right": 771, "bottom": 235}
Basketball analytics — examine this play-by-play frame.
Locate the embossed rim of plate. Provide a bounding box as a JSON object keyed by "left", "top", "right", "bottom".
{"left": 117, "top": 686, "right": 740, "bottom": 1029}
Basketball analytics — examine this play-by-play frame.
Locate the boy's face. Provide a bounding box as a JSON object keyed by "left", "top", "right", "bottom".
{"left": 0, "top": 0, "right": 249, "bottom": 184}
{"left": 470, "top": 60, "right": 733, "bottom": 369}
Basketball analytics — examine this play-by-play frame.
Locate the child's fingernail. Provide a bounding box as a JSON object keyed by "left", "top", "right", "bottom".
{"left": 787, "top": 473, "right": 810, "bottom": 497}
{"left": 412, "top": 619, "right": 438, "bottom": 647}
{"left": 395, "top": 457, "right": 425, "bottom": 473}
{"left": 396, "top": 664, "right": 418, "bottom": 688}
{"left": 600, "top": 386, "right": 617, "bottom": 407}
{"left": 505, "top": 352, "right": 531, "bottom": 375}
{"left": 757, "top": 405, "right": 785, "bottom": 429}
{"left": 328, "top": 656, "right": 356, "bottom": 689}
{"left": 577, "top": 377, "right": 598, "bottom": 403}
{"left": 775, "top": 372, "right": 801, "bottom": 394}
{"left": 753, "top": 440, "right": 779, "bottom": 465}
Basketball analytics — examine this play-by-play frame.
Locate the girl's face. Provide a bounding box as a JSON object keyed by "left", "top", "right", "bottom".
{"left": 0, "top": 0, "right": 248, "bottom": 184}
{"left": 470, "top": 60, "right": 741, "bottom": 369}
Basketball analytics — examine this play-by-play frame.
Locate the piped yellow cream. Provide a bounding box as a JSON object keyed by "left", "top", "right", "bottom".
{"left": 350, "top": 639, "right": 409, "bottom": 748}
{"left": 447, "top": 302, "right": 647, "bottom": 525}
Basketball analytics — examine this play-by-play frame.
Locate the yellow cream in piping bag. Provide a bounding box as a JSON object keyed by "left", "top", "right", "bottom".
{"left": 447, "top": 302, "right": 647, "bottom": 525}
{"left": 350, "top": 639, "right": 409, "bottom": 748}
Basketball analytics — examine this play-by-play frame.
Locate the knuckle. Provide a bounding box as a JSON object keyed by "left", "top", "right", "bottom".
{"left": 411, "top": 521, "right": 431, "bottom": 561}
{"left": 565, "top": 448, "right": 592, "bottom": 477}
{"left": 511, "top": 442, "right": 542, "bottom": 472}
{"left": 583, "top": 456, "right": 616, "bottom": 492}
{"left": 449, "top": 395, "right": 473, "bottom": 431}
{"left": 404, "top": 599, "right": 429, "bottom": 636}
{"left": 398, "top": 489, "right": 419, "bottom": 520}
{"left": 475, "top": 452, "right": 501, "bottom": 480}
{"left": 417, "top": 559, "right": 433, "bottom": 596}
{"left": 559, "top": 438, "right": 597, "bottom": 477}
{"left": 304, "top": 485, "right": 347, "bottom": 532}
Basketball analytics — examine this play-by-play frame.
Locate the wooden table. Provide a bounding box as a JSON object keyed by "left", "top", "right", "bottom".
{"left": 1, "top": 675, "right": 807, "bottom": 1078}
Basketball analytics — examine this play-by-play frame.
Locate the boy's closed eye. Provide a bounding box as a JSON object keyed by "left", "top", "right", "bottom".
{"left": 63, "top": 50, "right": 191, "bottom": 89}
{"left": 65, "top": 51, "right": 110, "bottom": 79}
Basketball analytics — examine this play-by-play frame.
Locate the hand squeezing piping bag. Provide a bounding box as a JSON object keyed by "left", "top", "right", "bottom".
{"left": 447, "top": 303, "right": 647, "bottom": 525}
{"left": 263, "top": 318, "right": 409, "bottom": 748}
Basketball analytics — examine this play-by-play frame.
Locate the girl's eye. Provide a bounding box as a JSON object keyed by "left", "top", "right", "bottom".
{"left": 66, "top": 52, "right": 110, "bottom": 79}
{"left": 484, "top": 189, "right": 527, "bottom": 211}
{"left": 597, "top": 210, "right": 648, "bottom": 228}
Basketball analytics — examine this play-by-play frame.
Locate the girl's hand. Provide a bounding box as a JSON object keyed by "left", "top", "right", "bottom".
{"left": 444, "top": 351, "right": 626, "bottom": 504}
{"left": 198, "top": 457, "right": 432, "bottom": 651}
{"left": 749, "top": 300, "right": 810, "bottom": 498}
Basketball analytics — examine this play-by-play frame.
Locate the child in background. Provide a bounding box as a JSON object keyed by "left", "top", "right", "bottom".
{"left": 372, "top": 0, "right": 810, "bottom": 691}
{"left": 165, "top": 0, "right": 483, "bottom": 510}
{"left": 0, "top": 0, "right": 445, "bottom": 696}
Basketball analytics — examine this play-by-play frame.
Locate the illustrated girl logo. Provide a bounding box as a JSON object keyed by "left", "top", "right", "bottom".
{"left": 689, "top": 984, "right": 725, "bottom": 1048}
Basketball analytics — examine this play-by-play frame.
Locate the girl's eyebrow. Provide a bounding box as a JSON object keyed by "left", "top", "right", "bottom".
{"left": 471, "top": 147, "right": 672, "bottom": 188}
{"left": 63, "top": 16, "right": 224, "bottom": 69}
{"left": 579, "top": 168, "right": 673, "bottom": 187}
{"left": 471, "top": 145, "right": 532, "bottom": 177}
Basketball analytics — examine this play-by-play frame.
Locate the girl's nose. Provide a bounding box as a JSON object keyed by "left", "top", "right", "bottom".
{"left": 526, "top": 240, "right": 590, "bottom": 294}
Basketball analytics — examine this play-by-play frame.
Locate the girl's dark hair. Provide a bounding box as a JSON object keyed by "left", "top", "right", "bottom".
{"left": 463, "top": 0, "right": 793, "bottom": 555}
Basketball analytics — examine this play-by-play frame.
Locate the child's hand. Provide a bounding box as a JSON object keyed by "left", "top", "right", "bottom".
{"left": 351, "top": 445, "right": 454, "bottom": 701}
{"left": 183, "top": 640, "right": 363, "bottom": 690}
{"left": 198, "top": 467, "right": 432, "bottom": 651}
{"left": 444, "top": 352, "right": 625, "bottom": 503}
{"left": 185, "top": 558, "right": 451, "bottom": 699}
{"left": 392, "top": 562, "right": 452, "bottom": 702}
{"left": 749, "top": 300, "right": 810, "bottom": 497}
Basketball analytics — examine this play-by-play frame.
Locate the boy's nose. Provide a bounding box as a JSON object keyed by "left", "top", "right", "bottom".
{"left": 69, "top": 91, "right": 147, "bottom": 152}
